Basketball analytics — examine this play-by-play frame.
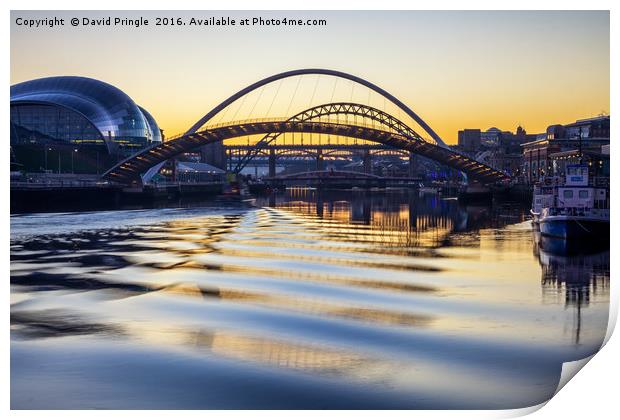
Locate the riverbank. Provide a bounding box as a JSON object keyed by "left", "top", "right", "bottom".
{"left": 10, "top": 182, "right": 224, "bottom": 214}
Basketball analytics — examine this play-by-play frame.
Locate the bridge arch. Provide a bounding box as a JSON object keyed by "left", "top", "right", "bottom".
{"left": 232, "top": 102, "right": 429, "bottom": 173}
{"left": 185, "top": 69, "right": 448, "bottom": 147}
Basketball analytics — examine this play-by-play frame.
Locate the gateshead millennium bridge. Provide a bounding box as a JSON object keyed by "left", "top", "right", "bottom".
{"left": 102, "top": 69, "right": 510, "bottom": 185}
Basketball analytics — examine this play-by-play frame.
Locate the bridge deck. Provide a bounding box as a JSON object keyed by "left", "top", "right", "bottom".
{"left": 103, "top": 120, "right": 509, "bottom": 185}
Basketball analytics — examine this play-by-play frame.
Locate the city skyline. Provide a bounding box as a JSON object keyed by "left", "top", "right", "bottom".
{"left": 11, "top": 10, "right": 609, "bottom": 143}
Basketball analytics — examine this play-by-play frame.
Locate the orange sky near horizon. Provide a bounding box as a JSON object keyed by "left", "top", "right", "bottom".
{"left": 10, "top": 10, "right": 609, "bottom": 144}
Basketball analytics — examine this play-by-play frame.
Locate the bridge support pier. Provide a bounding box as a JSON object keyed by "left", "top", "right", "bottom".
{"left": 169, "top": 158, "right": 177, "bottom": 182}
{"left": 226, "top": 149, "right": 232, "bottom": 172}
{"left": 363, "top": 150, "right": 372, "bottom": 174}
{"left": 316, "top": 148, "right": 324, "bottom": 171}
{"left": 268, "top": 149, "right": 276, "bottom": 178}
{"left": 408, "top": 152, "right": 417, "bottom": 178}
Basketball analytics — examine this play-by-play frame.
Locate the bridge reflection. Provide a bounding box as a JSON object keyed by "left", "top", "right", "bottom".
{"left": 255, "top": 188, "right": 528, "bottom": 248}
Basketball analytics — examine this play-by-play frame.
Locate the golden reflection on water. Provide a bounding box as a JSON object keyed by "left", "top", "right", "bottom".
{"left": 271, "top": 199, "right": 455, "bottom": 249}
{"left": 119, "top": 320, "right": 425, "bottom": 390}
{"left": 187, "top": 329, "right": 373, "bottom": 374}
{"left": 161, "top": 282, "right": 434, "bottom": 327}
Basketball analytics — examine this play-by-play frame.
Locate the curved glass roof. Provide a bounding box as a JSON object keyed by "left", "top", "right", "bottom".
{"left": 10, "top": 76, "right": 161, "bottom": 144}
{"left": 138, "top": 106, "right": 162, "bottom": 143}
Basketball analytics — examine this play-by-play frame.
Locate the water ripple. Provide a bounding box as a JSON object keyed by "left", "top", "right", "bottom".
{"left": 11, "top": 190, "right": 609, "bottom": 409}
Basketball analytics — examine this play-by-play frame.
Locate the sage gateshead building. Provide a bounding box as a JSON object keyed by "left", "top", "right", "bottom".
{"left": 10, "top": 76, "right": 162, "bottom": 174}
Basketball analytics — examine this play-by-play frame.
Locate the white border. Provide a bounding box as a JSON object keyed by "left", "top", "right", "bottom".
{"left": 3, "top": 1, "right": 617, "bottom": 419}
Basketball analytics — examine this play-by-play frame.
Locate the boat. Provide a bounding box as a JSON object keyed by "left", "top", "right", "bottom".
{"left": 538, "top": 164, "right": 609, "bottom": 239}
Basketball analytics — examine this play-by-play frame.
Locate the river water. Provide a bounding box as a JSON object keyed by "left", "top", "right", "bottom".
{"left": 10, "top": 189, "right": 610, "bottom": 409}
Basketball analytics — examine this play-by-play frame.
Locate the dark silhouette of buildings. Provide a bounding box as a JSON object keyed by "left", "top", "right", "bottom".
{"left": 457, "top": 129, "right": 481, "bottom": 152}
{"left": 522, "top": 116, "right": 610, "bottom": 184}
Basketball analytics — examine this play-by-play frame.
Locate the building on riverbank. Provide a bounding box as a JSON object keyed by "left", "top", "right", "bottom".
{"left": 155, "top": 161, "right": 226, "bottom": 184}
{"left": 521, "top": 115, "right": 610, "bottom": 184}
{"left": 456, "top": 126, "right": 538, "bottom": 178}
{"left": 10, "top": 76, "right": 162, "bottom": 174}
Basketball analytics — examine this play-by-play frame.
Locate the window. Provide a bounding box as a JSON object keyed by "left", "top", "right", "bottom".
{"left": 563, "top": 190, "right": 574, "bottom": 199}
{"left": 579, "top": 190, "right": 589, "bottom": 198}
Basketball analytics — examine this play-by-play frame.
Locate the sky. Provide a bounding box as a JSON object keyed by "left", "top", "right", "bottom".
{"left": 10, "top": 10, "right": 610, "bottom": 144}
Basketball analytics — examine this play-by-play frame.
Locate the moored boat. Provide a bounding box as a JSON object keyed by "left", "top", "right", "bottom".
{"left": 538, "top": 208, "right": 609, "bottom": 239}
{"left": 538, "top": 164, "right": 609, "bottom": 239}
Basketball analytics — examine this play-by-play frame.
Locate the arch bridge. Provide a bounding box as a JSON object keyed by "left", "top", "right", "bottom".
{"left": 104, "top": 117, "right": 507, "bottom": 184}
{"left": 102, "top": 69, "right": 509, "bottom": 185}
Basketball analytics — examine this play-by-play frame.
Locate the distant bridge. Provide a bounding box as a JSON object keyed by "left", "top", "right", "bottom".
{"left": 266, "top": 170, "right": 385, "bottom": 181}
{"left": 102, "top": 69, "right": 509, "bottom": 185}
{"left": 225, "top": 144, "right": 399, "bottom": 152}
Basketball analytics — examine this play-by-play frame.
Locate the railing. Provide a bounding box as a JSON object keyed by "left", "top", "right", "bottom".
{"left": 147, "top": 181, "right": 223, "bottom": 187}
{"left": 11, "top": 180, "right": 107, "bottom": 188}
{"left": 534, "top": 176, "right": 610, "bottom": 188}
{"left": 179, "top": 116, "right": 432, "bottom": 144}
{"left": 200, "top": 117, "right": 408, "bottom": 135}
{"left": 547, "top": 207, "right": 610, "bottom": 216}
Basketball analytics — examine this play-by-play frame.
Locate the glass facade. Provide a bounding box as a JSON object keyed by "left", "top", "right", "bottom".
{"left": 11, "top": 103, "right": 104, "bottom": 146}
{"left": 138, "top": 106, "right": 163, "bottom": 143}
{"left": 10, "top": 76, "right": 161, "bottom": 151}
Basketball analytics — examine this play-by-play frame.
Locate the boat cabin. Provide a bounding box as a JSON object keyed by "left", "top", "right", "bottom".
{"left": 556, "top": 164, "right": 608, "bottom": 210}
{"left": 565, "top": 164, "right": 589, "bottom": 186}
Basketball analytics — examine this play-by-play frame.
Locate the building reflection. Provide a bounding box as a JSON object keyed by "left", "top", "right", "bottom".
{"left": 533, "top": 231, "right": 610, "bottom": 345}
{"left": 256, "top": 188, "right": 528, "bottom": 248}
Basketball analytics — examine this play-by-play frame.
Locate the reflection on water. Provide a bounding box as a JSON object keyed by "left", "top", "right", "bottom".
{"left": 533, "top": 231, "right": 610, "bottom": 345}
{"left": 11, "top": 189, "right": 609, "bottom": 409}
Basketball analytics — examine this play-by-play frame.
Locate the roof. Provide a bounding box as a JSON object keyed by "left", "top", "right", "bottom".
{"left": 572, "top": 115, "right": 610, "bottom": 124}
{"left": 177, "top": 161, "right": 225, "bottom": 174}
{"left": 521, "top": 137, "right": 609, "bottom": 149}
{"left": 549, "top": 149, "right": 609, "bottom": 160}
{"left": 10, "top": 76, "right": 161, "bottom": 144}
